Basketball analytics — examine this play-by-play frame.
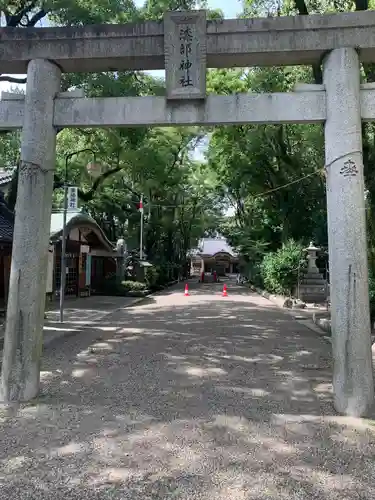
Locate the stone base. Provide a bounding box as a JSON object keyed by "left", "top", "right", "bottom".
{"left": 297, "top": 271, "right": 327, "bottom": 304}
{"left": 299, "top": 292, "right": 327, "bottom": 303}
{"left": 312, "top": 312, "right": 332, "bottom": 334}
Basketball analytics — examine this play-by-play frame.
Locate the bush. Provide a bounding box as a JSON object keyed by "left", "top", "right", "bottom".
{"left": 260, "top": 239, "right": 307, "bottom": 296}
{"left": 92, "top": 277, "right": 147, "bottom": 296}
{"left": 244, "top": 261, "right": 263, "bottom": 288}
{"left": 121, "top": 280, "right": 147, "bottom": 292}
{"left": 154, "top": 264, "right": 170, "bottom": 287}
{"left": 145, "top": 267, "right": 158, "bottom": 289}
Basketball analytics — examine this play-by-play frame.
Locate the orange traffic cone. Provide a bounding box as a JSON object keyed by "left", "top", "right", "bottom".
{"left": 222, "top": 284, "right": 228, "bottom": 297}
{"left": 184, "top": 284, "right": 190, "bottom": 296}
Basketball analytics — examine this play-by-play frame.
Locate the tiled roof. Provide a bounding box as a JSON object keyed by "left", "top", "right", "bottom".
{"left": 193, "top": 237, "right": 237, "bottom": 257}
{"left": 0, "top": 199, "right": 14, "bottom": 242}
{"left": 0, "top": 169, "right": 14, "bottom": 186}
{"left": 0, "top": 203, "right": 113, "bottom": 250}
{"left": 0, "top": 214, "right": 13, "bottom": 241}
{"left": 50, "top": 210, "right": 114, "bottom": 251}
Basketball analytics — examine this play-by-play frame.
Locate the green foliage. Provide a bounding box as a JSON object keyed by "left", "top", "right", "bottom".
{"left": 368, "top": 275, "right": 375, "bottom": 324}
{"left": 145, "top": 267, "right": 158, "bottom": 289}
{"left": 207, "top": 67, "right": 327, "bottom": 267}
{"left": 260, "top": 240, "right": 307, "bottom": 296}
{"left": 368, "top": 227, "right": 375, "bottom": 323}
{"left": 0, "top": 131, "right": 20, "bottom": 170}
{"left": 0, "top": 0, "right": 223, "bottom": 285}
{"left": 1, "top": 0, "right": 205, "bottom": 28}
{"left": 94, "top": 276, "right": 147, "bottom": 296}
{"left": 121, "top": 280, "right": 147, "bottom": 291}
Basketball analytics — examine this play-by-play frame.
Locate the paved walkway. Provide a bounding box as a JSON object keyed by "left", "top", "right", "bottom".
{"left": 1, "top": 281, "right": 375, "bottom": 499}
{"left": 0, "top": 295, "right": 143, "bottom": 351}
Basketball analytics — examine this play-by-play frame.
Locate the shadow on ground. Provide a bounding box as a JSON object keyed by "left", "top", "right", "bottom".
{"left": 1, "top": 284, "right": 375, "bottom": 499}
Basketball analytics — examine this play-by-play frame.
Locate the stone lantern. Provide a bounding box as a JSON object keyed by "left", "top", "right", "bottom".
{"left": 298, "top": 241, "right": 327, "bottom": 304}
{"left": 116, "top": 237, "right": 127, "bottom": 282}
{"left": 116, "top": 238, "right": 126, "bottom": 255}
{"left": 304, "top": 241, "right": 320, "bottom": 274}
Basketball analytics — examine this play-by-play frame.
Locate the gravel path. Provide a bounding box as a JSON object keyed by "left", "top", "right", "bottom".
{"left": 1, "top": 281, "right": 375, "bottom": 499}
{"left": 0, "top": 295, "right": 144, "bottom": 351}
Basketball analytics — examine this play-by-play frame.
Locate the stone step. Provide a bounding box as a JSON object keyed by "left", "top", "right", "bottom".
{"left": 299, "top": 289, "right": 327, "bottom": 296}
{"left": 302, "top": 273, "right": 325, "bottom": 279}
{"left": 300, "top": 297, "right": 327, "bottom": 304}
{"left": 299, "top": 287, "right": 327, "bottom": 293}
{"left": 299, "top": 285, "right": 327, "bottom": 292}
{"left": 300, "top": 279, "right": 327, "bottom": 285}
{"left": 299, "top": 287, "right": 327, "bottom": 295}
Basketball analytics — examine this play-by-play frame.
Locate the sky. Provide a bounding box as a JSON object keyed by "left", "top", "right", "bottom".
{"left": 206, "top": 0, "right": 242, "bottom": 16}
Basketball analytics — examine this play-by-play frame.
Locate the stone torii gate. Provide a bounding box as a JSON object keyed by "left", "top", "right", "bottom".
{"left": 0, "top": 10, "right": 375, "bottom": 416}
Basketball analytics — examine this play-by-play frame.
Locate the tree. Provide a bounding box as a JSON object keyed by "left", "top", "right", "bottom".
{"left": 206, "top": 0, "right": 375, "bottom": 280}
{"left": 0, "top": 0, "right": 223, "bottom": 282}
{"left": 1, "top": 0, "right": 222, "bottom": 205}
{"left": 206, "top": 67, "right": 327, "bottom": 263}
{"left": 48, "top": 95, "right": 219, "bottom": 276}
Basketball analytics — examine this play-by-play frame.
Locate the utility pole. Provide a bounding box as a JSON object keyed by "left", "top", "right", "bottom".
{"left": 59, "top": 156, "right": 69, "bottom": 323}
{"left": 139, "top": 194, "right": 144, "bottom": 260}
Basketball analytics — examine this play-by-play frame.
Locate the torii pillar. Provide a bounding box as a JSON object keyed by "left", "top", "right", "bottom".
{"left": 0, "top": 59, "right": 61, "bottom": 402}
{"left": 324, "top": 47, "right": 374, "bottom": 416}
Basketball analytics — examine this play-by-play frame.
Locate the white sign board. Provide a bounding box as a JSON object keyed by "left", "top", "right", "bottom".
{"left": 46, "top": 245, "right": 54, "bottom": 294}
{"left": 67, "top": 186, "right": 78, "bottom": 211}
